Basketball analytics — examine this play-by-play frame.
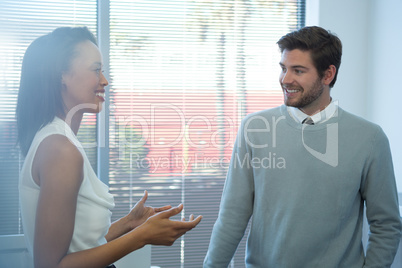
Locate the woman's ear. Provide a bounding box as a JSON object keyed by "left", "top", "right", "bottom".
{"left": 323, "top": 65, "right": 336, "bottom": 86}
{"left": 61, "top": 72, "right": 69, "bottom": 87}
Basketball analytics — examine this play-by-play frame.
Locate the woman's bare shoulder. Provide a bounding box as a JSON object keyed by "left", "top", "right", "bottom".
{"left": 32, "top": 134, "right": 84, "bottom": 186}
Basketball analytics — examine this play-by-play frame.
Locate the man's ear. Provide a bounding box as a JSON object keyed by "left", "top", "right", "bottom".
{"left": 322, "top": 65, "right": 336, "bottom": 86}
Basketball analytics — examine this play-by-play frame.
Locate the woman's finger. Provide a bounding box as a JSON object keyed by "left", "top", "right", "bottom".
{"left": 156, "top": 204, "right": 184, "bottom": 219}
{"left": 139, "top": 190, "right": 148, "bottom": 203}
{"left": 154, "top": 205, "right": 172, "bottom": 213}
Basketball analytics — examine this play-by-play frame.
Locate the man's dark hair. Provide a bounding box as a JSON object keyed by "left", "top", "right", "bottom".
{"left": 277, "top": 26, "right": 342, "bottom": 88}
{"left": 16, "top": 27, "right": 97, "bottom": 156}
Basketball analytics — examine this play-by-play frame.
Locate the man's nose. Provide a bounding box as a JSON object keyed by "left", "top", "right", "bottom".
{"left": 280, "top": 71, "right": 292, "bottom": 84}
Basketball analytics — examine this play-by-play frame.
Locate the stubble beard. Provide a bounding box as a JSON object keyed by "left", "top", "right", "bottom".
{"left": 284, "top": 78, "right": 325, "bottom": 110}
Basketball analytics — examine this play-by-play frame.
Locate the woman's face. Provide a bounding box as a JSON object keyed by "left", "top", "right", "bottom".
{"left": 61, "top": 40, "right": 108, "bottom": 117}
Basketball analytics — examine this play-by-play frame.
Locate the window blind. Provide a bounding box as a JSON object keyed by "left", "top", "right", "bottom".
{"left": 108, "top": 1, "right": 305, "bottom": 267}
{"left": 0, "top": 0, "right": 98, "bottom": 235}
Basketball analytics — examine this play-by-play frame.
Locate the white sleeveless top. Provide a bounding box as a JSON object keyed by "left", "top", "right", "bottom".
{"left": 19, "top": 117, "right": 115, "bottom": 255}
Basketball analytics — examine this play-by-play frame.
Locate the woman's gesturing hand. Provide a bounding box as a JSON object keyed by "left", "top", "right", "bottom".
{"left": 127, "top": 190, "right": 171, "bottom": 230}
{"left": 137, "top": 204, "right": 202, "bottom": 246}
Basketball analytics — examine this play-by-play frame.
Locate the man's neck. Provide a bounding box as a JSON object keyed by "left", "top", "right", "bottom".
{"left": 299, "top": 97, "right": 332, "bottom": 116}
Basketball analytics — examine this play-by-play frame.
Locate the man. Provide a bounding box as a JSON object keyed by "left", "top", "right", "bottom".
{"left": 204, "top": 26, "right": 401, "bottom": 267}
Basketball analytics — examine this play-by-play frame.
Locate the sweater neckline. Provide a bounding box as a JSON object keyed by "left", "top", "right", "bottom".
{"left": 280, "top": 105, "right": 342, "bottom": 131}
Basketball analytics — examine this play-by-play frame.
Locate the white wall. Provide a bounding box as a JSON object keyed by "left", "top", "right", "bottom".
{"left": 306, "top": 0, "right": 370, "bottom": 118}
{"left": 366, "top": 0, "right": 402, "bottom": 193}
{"left": 307, "top": 0, "right": 402, "bottom": 193}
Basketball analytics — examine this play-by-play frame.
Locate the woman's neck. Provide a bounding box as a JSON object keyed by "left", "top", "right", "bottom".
{"left": 58, "top": 112, "right": 83, "bottom": 135}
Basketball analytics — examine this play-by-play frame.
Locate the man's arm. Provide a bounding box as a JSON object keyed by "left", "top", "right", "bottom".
{"left": 204, "top": 119, "right": 255, "bottom": 267}
{"left": 362, "top": 128, "right": 402, "bottom": 267}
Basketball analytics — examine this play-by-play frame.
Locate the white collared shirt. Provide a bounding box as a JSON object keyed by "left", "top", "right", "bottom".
{"left": 287, "top": 100, "right": 338, "bottom": 124}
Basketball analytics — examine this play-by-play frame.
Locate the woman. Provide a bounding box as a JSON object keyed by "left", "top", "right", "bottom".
{"left": 16, "top": 26, "right": 202, "bottom": 268}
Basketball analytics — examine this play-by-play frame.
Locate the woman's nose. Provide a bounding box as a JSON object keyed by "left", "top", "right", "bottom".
{"left": 100, "top": 72, "right": 109, "bottom": 86}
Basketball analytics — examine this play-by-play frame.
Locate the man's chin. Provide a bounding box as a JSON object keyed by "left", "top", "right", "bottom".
{"left": 284, "top": 99, "right": 300, "bottom": 108}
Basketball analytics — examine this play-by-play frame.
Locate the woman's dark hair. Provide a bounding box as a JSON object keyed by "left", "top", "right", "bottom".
{"left": 277, "top": 26, "right": 342, "bottom": 88}
{"left": 16, "top": 26, "right": 97, "bottom": 156}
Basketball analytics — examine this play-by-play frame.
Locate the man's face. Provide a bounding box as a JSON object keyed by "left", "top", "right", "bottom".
{"left": 279, "top": 49, "right": 328, "bottom": 115}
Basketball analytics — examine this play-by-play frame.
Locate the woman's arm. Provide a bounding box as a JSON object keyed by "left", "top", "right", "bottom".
{"left": 32, "top": 135, "right": 201, "bottom": 268}
{"left": 32, "top": 134, "right": 84, "bottom": 267}
{"left": 59, "top": 205, "right": 201, "bottom": 268}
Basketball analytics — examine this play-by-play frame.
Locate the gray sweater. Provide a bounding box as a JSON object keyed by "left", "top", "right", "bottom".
{"left": 204, "top": 105, "right": 401, "bottom": 268}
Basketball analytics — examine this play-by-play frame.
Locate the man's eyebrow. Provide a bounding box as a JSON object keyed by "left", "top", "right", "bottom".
{"left": 291, "top": 65, "right": 308, "bottom": 70}
{"left": 279, "top": 63, "right": 309, "bottom": 70}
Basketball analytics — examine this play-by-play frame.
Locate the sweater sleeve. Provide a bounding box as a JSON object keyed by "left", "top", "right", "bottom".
{"left": 362, "top": 127, "right": 402, "bottom": 268}
{"left": 204, "top": 119, "right": 255, "bottom": 267}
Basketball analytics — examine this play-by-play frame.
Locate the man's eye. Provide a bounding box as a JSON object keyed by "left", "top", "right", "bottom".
{"left": 295, "top": 69, "right": 303, "bottom": 74}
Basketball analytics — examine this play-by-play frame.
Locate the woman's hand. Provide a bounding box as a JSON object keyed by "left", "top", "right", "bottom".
{"left": 126, "top": 190, "right": 171, "bottom": 230}
{"left": 136, "top": 204, "right": 202, "bottom": 246}
{"left": 106, "top": 190, "right": 172, "bottom": 242}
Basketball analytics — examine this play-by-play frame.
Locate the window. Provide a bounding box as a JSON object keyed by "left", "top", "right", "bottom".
{"left": 0, "top": 0, "right": 305, "bottom": 267}
{"left": 107, "top": 1, "right": 304, "bottom": 267}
